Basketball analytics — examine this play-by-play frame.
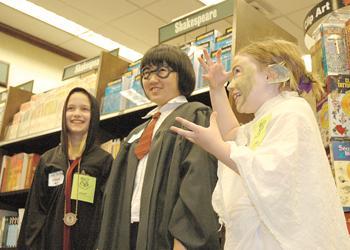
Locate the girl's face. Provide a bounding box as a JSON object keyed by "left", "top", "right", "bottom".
{"left": 228, "top": 55, "right": 271, "bottom": 114}
{"left": 65, "top": 92, "right": 91, "bottom": 137}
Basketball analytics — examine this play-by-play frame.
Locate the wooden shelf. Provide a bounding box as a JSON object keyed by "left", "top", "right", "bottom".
{"left": 0, "top": 189, "right": 29, "bottom": 209}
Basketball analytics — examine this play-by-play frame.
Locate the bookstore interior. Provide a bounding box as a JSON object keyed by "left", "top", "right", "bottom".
{"left": 0, "top": 0, "right": 350, "bottom": 248}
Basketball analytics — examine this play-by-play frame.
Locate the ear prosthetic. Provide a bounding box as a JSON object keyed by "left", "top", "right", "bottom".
{"left": 266, "top": 62, "right": 291, "bottom": 84}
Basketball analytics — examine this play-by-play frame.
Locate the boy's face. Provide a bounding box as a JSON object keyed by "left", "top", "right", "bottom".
{"left": 66, "top": 92, "right": 91, "bottom": 137}
{"left": 228, "top": 55, "right": 269, "bottom": 114}
{"left": 141, "top": 63, "right": 181, "bottom": 107}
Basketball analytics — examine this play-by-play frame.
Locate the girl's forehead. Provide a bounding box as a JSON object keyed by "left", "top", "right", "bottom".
{"left": 232, "top": 55, "right": 255, "bottom": 67}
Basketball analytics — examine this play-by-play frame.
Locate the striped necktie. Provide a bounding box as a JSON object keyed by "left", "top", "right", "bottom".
{"left": 134, "top": 112, "right": 161, "bottom": 159}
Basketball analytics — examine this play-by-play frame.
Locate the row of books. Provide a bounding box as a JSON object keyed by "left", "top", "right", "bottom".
{"left": 101, "top": 28, "right": 233, "bottom": 115}
{"left": 4, "top": 73, "right": 97, "bottom": 141}
{"left": 0, "top": 153, "right": 40, "bottom": 192}
{"left": 0, "top": 208, "right": 24, "bottom": 248}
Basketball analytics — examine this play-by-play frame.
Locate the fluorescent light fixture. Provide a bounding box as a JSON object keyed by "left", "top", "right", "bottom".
{"left": 0, "top": 0, "right": 143, "bottom": 61}
{"left": 199, "top": 0, "right": 224, "bottom": 6}
{"left": 302, "top": 54, "right": 312, "bottom": 73}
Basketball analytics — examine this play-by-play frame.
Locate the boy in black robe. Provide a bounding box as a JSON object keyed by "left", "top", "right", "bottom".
{"left": 98, "top": 44, "right": 220, "bottom": 250}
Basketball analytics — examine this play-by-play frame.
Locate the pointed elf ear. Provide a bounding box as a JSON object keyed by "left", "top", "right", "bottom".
{"left": 266, "top": 62, "right": 290, "bottom": 84}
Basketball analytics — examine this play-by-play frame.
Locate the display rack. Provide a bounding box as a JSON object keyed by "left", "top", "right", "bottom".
{"left": 304, "top": 0, "right": 350, "bottom": 233}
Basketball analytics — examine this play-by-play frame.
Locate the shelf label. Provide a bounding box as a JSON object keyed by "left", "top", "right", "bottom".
{"left": 62, "top": 56, "right": 100, "bottom": 80}
{"left": 304, "top": 0, "right": 333, "bottom": 34}
{"left": 159, "top": 0, "right": 233, "bottom": 43}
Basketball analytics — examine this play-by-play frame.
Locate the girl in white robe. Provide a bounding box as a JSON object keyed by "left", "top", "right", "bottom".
{"left": 171, "top": 39, "right": 350, "bottom": 250}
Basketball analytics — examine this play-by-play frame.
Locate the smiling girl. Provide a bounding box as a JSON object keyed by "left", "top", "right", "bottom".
{"left": 18, "top": 87, "right": 113, "bottom": 250}
{"left": 171, "top": 39, "right": 350, "bottom": 249}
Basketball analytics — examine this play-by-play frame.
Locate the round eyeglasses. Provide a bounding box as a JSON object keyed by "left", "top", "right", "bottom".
{"left": 141, "top": 65, "right": 174, "bottom": 80}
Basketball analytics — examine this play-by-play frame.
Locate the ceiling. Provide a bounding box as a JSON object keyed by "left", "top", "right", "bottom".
{"left": 0, "top": 0, "right": 321, "bottom": 60}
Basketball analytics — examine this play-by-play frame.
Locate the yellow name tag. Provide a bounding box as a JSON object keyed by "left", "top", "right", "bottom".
{"left": 71, "top": 174, "right": 96, "bottom": 203}
{"left": 249, "top": 114, "right": 272, "bottom": 150}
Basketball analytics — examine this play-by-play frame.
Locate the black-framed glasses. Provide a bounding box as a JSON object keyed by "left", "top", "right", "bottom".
{"left": 140, "top": 65, "right": 174, "bottom": 80}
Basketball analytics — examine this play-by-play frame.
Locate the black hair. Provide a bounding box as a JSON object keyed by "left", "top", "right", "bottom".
{"left": 140, "top": 44, "right": 195, "bottom": 97}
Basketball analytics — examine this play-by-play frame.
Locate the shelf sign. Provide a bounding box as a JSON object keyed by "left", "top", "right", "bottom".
{"left": 304, "top": 0, "right": 333, "bottom": 34}
{"left": 159, "top": 0, "right": 233, "bottom": 43}
{"left": 62, "top": 56, "right": 100, "bottom": 80}
{"left": 0, "top": 60, "right": 9, "bottom": 88}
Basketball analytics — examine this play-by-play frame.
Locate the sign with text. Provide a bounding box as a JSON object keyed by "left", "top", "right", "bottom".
{"left": 0, "top": 61, "right": 9, "bottom": 88}
{"left": 304, "top": 0, "right": 333, "bottom": 34}
{"left": 62, "top": 56, "right": 100, "bottom": 81}
{"left": 159, "top": 0, "right": 233, "bottom": 43}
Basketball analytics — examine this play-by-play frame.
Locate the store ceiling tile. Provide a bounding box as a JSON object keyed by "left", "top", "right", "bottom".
{"left": 59, "top": 37, "right": 103, "bottom": 58}
{"left": 287, "top": 6, "right": 314, "bottom": 30}
{"left": 59, "top": 0, "right": 138, "bottom": 23}
{"left": 95, "top": 25, "right": 151, "bottom": 53}
{"left": 258, "top": 0, "right": 320, "bottom": 15}
{"left": 29, "top": 0, "right": 104, "bottom": 30}
{"left": 110, "top": 9, "right": 166, "bottom": 46}
{"left": 0, "top": 4, "right": 75, "bottom": 45}
{"left": 128, "top": 0, "right": 161, "bottom": 8}
{"left": 145, "top": 0, "right": 204, "bottom": 22}
{"left": 272, "top": 16, "right": 307, "bottom": 52}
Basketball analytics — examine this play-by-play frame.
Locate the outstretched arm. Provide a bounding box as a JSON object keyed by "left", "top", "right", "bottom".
{"left": 199, "top": 49, "right": 240, "bottom": 140}
{"left": 170, "top": 112, "right": 238, "bottom": 173}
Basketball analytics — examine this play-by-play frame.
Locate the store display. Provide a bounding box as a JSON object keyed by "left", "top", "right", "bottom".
{"left": 306, "top": 2, "right": 350, "bottom": 222}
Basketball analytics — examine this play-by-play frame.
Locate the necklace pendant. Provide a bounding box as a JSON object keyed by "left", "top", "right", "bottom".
{"left": 63, "top": 212, "right": 77, "bottom": 226}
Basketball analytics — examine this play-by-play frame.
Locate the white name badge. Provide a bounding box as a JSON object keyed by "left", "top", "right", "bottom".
{"left": 48, "top": 170, "right": 64, "bottom": 187}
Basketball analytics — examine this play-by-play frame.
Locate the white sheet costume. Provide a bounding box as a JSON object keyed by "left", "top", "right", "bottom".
{"left": 212, "top": 91, "right": 350, "bottom": 250}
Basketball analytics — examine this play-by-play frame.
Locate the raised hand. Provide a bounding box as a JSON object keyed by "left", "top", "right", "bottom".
{"left": 170, "top": 112, "right": 225, "bottom": 157}
{"left": 170, "top": 112, "right": 237, "bottom": 173}
{"left": 198, "top": 49, "right": 232, "bottom": 90}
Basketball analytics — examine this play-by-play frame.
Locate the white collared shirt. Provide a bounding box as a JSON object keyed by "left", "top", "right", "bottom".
{"left": 130, "top": 96, "right": 188, "bottom": 223}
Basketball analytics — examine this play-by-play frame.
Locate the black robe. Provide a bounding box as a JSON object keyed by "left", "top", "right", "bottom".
{"left": 98, "top": 102, "right": 220, "bottom": 250}
{"left": 17, "top": 87, "right": 113, "bottom": 250}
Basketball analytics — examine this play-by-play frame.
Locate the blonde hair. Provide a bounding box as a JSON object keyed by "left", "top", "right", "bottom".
{"left": 238, "top": 39, "right": 323, "bottom": 100}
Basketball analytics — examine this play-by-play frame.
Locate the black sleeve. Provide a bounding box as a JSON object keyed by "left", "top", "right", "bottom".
{"left": 168, "top": 108, "right": 221, "bottom": 250}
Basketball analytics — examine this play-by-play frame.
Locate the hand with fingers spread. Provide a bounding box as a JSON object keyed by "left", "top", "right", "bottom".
{"left": 198, "top": 49, "right": 232, "bottom": 90}
{"left": 171, "top": 112, "right": 235, "bottom": 169}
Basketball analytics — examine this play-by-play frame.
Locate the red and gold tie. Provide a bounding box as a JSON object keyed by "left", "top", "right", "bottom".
{"left": 134, "top": 112, "right": 161, "bottom": 159}
{"left": 63, "top": 158, "right": 80, "bottom": 250}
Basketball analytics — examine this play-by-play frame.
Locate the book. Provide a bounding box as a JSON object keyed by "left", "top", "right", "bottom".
{"left": 328, "top": 92, "right": 350, "bottom": 138}
{"left": 18, "top": 153, "right": 29, "bottom": 190}
{"left": 326, "top": 75, "right": 350, "bottom": 94}
{"left": 24, "top": 154, "right": 40, "bottom": 189}
{"left": 0, "top": 156, "right": 10, "bottom": 192}
{"left": 5, "top": 216, "right": 18, "bottom": 247}
{"left": 331, "top": 140, "right": 350, "bottom": 208}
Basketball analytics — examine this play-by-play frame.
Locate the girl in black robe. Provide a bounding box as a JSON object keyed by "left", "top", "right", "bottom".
{"left": 17, "top": 87, "right": 113, "bottom": 250}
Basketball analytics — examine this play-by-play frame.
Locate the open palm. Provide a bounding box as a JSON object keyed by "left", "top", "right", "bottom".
{"left": 198, "top": 49, "right": 232, "bottom": 90}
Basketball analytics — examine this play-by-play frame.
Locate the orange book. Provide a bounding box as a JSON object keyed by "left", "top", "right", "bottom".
{"left": 24, "top": 154, "right": 40, "bottom": 189}
{"left": 344, "top": 212, "right": 350, "bottom": 234}
{"left": 7, "top": 154, "right": 22, "bottom": 191}
{"left": 0, "top": 156, "right": 10, "bottom": 192}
